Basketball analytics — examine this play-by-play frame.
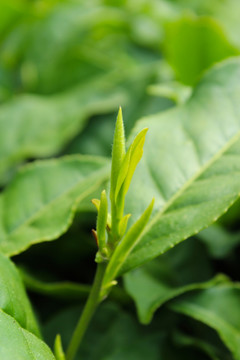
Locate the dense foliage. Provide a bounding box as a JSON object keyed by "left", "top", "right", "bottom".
{"left": 1, "top": 0, "right": 240, "bottom": 359}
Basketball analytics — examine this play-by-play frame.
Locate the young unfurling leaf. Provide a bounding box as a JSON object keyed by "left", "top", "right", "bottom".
{"left": 102, "top": 198, "right": 154, "bottom": 292}
{"left": 91, "top": 198, "right": 100, "bottom": 212}
{"left": 121, "top": 127, "right": 148, "bottom": 198}
{"left": 54, "top": 334, "right": 66, "bottom": 360}
{"left": 111, "top": 128, "right": 148, "bottom": 227}
{"left": 118, "top": 213, "right": 131, "bottom": 239}
{"left": 115, "top": 128, "right": 148, "bottom": 202}
{"left": 110, "top": 107, "right": 126, "bottom": 203}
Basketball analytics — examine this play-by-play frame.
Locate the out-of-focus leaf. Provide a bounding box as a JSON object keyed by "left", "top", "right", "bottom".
{"left": 0, "top": 0, "right": 27, "bottom": 36}
{"left": 0, "top": 76, "right": 124, "bottom": 181}
{"left": 164, "top": 15, "right": 239, "bottom": 85}
{"left": 0, "top": 155, "right": 110, "bottom": 256}
{"left": 170, "top": 284, "right": 240, "bottom": 360}
{"left": 43, "top": 302, "right": 209, "bottom": 360}
{"left": 173, "top": 331, "right": 225, "bottom": 360}
{"left": 0, "top": 253, "right": 40, "bottom": 336}
{"left": 19, "top": 4, "right": 129, "bottom": 93}
{"left": 20, "top": 266, "right": 130, "bottom": 305}
{"left": 218, "top": 197, "right": 240, "bottom": 228}
{"left": 44, "top": 303, "right": 162, "bottom": 360}
{"left": 147, "top": 81, "right": 192, "bottom": 104}
{"left": 124, "top": 239, "right": 228, "bottom": 324}
{"left": 19, "top": 267, "right": 91, "bottom": 300}
{"left": 0, "top": 309, "right": 55, "bottom": 360}
{"left": 198, "top": 224, "right": 240, "bottom": 258}
{"left": 67, "top": 69, "right": 173, "bottom": 158}
{"left": 121, "top": 58, "right": 240, "bottom": 273}
{"left": 197, "top": 0, "right": 240, "bottom": 49}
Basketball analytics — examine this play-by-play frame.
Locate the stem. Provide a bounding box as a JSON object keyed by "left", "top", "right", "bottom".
{"left": 66, "top": 262, "right": 107, "bottom": 360}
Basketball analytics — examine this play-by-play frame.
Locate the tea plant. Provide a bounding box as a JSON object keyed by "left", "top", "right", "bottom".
{"left": 2, "top": 1, "right": 240, "bottom": 359}
{"left": 66, "top": 108, "right": 154, "bottom": 360}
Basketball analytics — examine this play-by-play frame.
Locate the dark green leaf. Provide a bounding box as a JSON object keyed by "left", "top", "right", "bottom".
{"left": 124, "top": 239, "right": 228, "bottom": 323}
{"left": 170, "top": 284, "right": 240, "bottom": 360}
{"left": 198, "top": 224, "right": 240, "bottom": 258}
{"left": 19, "top": 268, "right": 91, "bottom": 301}
{"left": 44, "top": 303, "right": 208, "bottom": 360}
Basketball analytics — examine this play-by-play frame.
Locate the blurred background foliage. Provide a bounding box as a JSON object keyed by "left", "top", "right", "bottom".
{"left": 1, "top": 0, "right": 240, "bottom": 359}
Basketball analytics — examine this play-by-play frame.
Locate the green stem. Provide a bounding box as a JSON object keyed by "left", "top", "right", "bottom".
{"left": 66, "top": 262, "right": 107, "bottom": 360}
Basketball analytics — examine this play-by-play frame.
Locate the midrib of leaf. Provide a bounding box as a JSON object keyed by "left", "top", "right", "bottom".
{"left": 140, "top": 128, "right": 240, "bottom": 239}
{"left": 2, "top": 158, "right": 110, "bottom": 240}
{"left": 7, "top": 173, "right": 104, "bottom": 236}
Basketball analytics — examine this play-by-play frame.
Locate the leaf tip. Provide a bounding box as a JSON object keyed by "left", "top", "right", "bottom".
{"left": 149, "top": 198, "right": 155, "bottom": 213}
{"left": 54, "top": 334, "right": 66, "bottom": 360}
{"left": 101, "top": 189, "right": 107, "bottom": 199}
{"left": 91, "top": 198, "right": 100, "bottom": 211}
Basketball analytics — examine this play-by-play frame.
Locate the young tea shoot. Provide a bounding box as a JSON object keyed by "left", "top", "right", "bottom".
{"left": 66, "top": 107, "right": 154, "bottom": 360}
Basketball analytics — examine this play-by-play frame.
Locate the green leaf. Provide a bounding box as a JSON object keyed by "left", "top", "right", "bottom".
{"left": 202, "top": 0, "right": 240, "bottom": 48}
{"left": 43, "top": 303, "right": 212, "bottom": 360}
{"left": 19, "top": 267, "right": 91, "bottom": 301}
{"left": 164, "top": 15, "right": 239, "bottom": 85}
{"left": 115, "top": 127, "right": 148, "bottom": 201}
{"left": 172, "top": 331, "right": 224, "bottom": 360}
{"left": 110, "top": 107, "right": 126, "bottom": 202}
{"left": 0, "top": 253, "right": 40, "bottom": 336}
{"left": 114, "top": 150, "right": 131, "bottom": 202}
{"left": 124, "top": 239, "right": 228, "bottom": 324}
{"left": 0, "top": 77, "right": 124, "bottom": 182}
{"left": 198, "top": 224, "right": 240, "bottom": 258}
{"left": 44, "top": 303, "right": 162, "bottom": 360}
{"left": 102, "top": 199, "right": 154, "bottom": 291}
{"left": 54, "top": 334, "right": 66, "bottom": 360}
{"left": 0, "top": 309, "right": 55, "bottom": 359}
{"left": 20, "top": 266, "right": 129, "bottom": 305}
{"left": 118, "top": 213, "right": 131, "bottom": 238}
{"left": 170, "top": 284, "right": 240, "bottom": 360}
{"left": 121, "top": 57, "right": 240, "bottom": 274}
{"left": 0, "top": 155, "right": 110, "bottom": 256}
{"left": 147, "top": 81, "right": 192, "bottom": 104}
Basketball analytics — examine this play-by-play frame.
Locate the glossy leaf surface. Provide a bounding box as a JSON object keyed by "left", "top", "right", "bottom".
{"left": 0, "top": 309, "right": 55, "bottom": 360}
{"left": 0, "top": 253, "right": 40, "bottom": 336}
{"left": 121, "top": 57, "right": 240, "bottom": 274}
{"left": 0, "top": 155, "right": 110, "bottom": 256}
